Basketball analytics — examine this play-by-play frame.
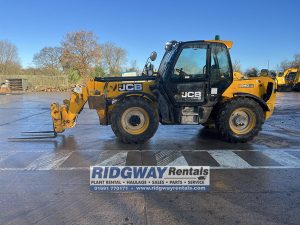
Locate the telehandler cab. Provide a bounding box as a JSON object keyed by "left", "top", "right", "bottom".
{"left": 49, "top": 37, "right": 276, "bottom": 143}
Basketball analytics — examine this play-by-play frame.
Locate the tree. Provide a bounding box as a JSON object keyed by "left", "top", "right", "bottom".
{"left": 101, "top": 42, "right": 127, "bottom": 76}
{"left": 90, "top": 65, "right": 106, "bottom": 78}
{"left": 280, "top": 60, "right": 293, "bottom": 71}
{"left": 66, "top": 68, "right": 81, "bottom": 83}
{"left": 294, "top": 54, "right": 300, "bottom": 68}
{"left": 280, "top": 54, "right": 300, "bottom": 71}
{"left": 60, "top": 30, "right": 101, "bottom": 79}
{"left": 232, "top": 60, "right": 242, "bottom": 73}
{"left": 245, "top": 67, "right": 259, "bottom": 77}
{"left": 0, "top": 40, "right": 21, "bottom": 74}
{"left": 126, "top": 60, "right": 140, "bottom": 73}
{"left": 33, "top": 47, "right": 62, "bottom": 72}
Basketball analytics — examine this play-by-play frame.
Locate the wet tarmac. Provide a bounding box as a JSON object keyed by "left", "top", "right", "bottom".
{"left": 0, "top": 92, "right": 300, "bottom": 225}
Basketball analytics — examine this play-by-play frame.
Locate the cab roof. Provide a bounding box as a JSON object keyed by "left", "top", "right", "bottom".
{"left": 205, "top": 40, "right": 233, "bottom": 49}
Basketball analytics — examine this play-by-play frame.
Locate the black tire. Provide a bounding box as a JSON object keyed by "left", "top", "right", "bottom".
{"left": 278, "top": 85, "right": 292, "bottom": 92}
{"left": 277, "top": 86, "right": 282, "bottom": 92}
{"left": 111, "top": 97, "right": 159, "bottom": 143}
{"left": 216, "top": 98, "right": 264, "bottom": 143}
{"left": 293, "top": 83, "right": 300, "bottom": 92}
{"left": 201, "top": 122, "right": 215, "bottom": 129}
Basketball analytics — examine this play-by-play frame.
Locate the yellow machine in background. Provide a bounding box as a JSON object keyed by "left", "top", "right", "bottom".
{"left": 50, "top": 37, "right": 276, "bottom": 143}
{"left": 292, "top": 70, "right": 300, "bottom": 91}
{"left": 277, "top": 68, "right": 298, "bottom": 91}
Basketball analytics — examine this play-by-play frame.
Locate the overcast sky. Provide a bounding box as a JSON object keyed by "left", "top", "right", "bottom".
{"left": 0, "top": 0, "right": 299, "bottom": 71}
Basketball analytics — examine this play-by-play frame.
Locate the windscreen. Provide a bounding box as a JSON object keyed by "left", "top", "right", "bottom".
{"left": 158, "top": 47, "right": 177, "bottom": 77}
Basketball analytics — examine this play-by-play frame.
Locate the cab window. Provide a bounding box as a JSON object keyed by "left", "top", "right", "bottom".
{"left": 286, "top": 72, "right": 296, "bottom": 81}
{"left": 173, "top": 44, "right": 207, "bottom": 80}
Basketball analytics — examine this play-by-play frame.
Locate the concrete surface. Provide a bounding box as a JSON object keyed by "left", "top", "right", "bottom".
{"left": 0, "top": 92, "right": 299, "bottom": 225}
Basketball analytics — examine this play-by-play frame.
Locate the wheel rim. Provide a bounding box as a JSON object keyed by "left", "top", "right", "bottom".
{"left": 229, "top": 107, "right": 256, "bottom": 135}
{"left": 121, "top": 107, "right": 150, "bottom": 135}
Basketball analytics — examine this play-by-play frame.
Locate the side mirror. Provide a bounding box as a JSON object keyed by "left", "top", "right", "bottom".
{"left": 150, "top": 51, "right": 157, "bottom": 61}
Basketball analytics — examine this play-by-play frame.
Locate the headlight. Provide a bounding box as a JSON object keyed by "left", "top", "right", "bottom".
{"left": 73, "top": 85, "right": 82, "bottom": 94}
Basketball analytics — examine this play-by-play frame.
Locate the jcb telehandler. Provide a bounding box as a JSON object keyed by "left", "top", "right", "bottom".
{"left": 50, "top": 37, "right": 276, "bottom": 143}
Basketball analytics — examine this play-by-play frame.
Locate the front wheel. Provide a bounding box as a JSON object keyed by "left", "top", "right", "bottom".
{"left": 216, "top": 98, "right": 264, "bottom": 143}
{"left": 111, "top": 97, "right": 159, "bottom": 143}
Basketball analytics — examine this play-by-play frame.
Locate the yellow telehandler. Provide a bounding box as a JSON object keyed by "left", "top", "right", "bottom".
{"left": 44, "top": 37, "right": 276, "bottom": 143}
{"left": 277, "top": 68, "right": 298, "bottom": 91}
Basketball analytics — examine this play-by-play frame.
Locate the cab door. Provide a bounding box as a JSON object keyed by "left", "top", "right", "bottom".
{"left": 209, "top": 43, "right": 233, "bottom": 101}
{"left": 164, "top": 42, "right": 209, "bottom": 106}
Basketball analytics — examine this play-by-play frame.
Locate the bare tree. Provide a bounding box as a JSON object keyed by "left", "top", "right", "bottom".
{"left": 288, "top": 54, "right": 300, "bottom": 69}
{"left": 0, "top": 40, "right": 20, "bottom": 74}
{"left": 280, "top": 60, "right": 293, "bottom": 71}
{"left": 280, "top": 54, "right": 300, "bottom": 71}
{"left": 294, "top": 54, "right": 300, "bottom": 67}
{"left": 125, "top": 60, "right": 140, "bottom": 75}
{"left": 33, "top": 47, "right": 62, "bottom": 72}
{"left": 60, "top": 30, "right": 101, "bottom": 79}
{"left": 245, "top": 67, "right": 259, "bottom": 77}
{"left": 232, "top": 60, "right": 242, "bottom": 73}
{"left": 101, "top": 42, "right": 127, "bottom": 76}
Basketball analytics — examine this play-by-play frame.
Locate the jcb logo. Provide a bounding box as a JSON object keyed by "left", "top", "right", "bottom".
{"left": 118, "top": 83, "right": 143, "bottom": 91}
{"left": 182, "top": 92, "right": 202, "bottom": 98}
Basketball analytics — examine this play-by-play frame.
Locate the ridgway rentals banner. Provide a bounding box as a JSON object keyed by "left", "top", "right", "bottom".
{"left": 90, "top": 166, "right": 210, "bottom": 192}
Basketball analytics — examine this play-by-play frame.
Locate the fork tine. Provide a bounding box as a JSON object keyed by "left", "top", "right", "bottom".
{"left": 9, "top": 130, "right": 57, "bottom": 140}
{"left": 21, "top": 131, "right": 55, "bottom": 134}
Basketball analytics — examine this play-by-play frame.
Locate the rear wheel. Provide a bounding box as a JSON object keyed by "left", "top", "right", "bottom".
{"left": 111, "top": 97, "right": 159, "bottom": 143}
{"left": 216, "top": 98, "right": 264, "bottom": 142}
